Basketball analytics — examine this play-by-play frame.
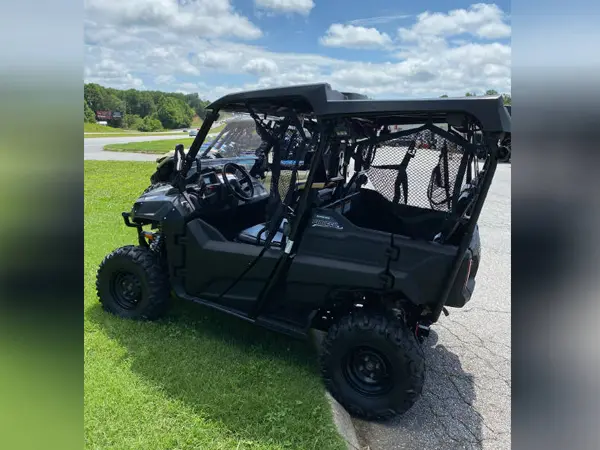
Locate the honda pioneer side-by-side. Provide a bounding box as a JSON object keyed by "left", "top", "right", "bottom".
{"left": 96, "top": 83, "right": 510, "bottom": 420}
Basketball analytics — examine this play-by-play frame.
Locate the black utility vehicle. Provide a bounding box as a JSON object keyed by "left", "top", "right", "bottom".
{"left": 97, "top": 83, "right": 510, "bottom": 420}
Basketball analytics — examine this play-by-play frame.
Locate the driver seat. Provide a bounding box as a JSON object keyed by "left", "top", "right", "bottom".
{"left": 236, "top": 219, "right": 288, "bottom": 246}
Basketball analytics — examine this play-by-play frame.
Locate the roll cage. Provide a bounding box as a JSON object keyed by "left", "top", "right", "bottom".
{"left": 175, "top": 83, "right": 509, "bottom": 322}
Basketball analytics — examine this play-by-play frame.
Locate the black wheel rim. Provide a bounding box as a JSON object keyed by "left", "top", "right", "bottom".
{"left": 343, "top": 346, "right": 393, "bottom": 396}
{"left": 110, "top": 270, "right": 142, "bottom": 310}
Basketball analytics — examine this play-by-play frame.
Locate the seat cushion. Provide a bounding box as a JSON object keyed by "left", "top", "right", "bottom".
{"left": 237, "top": 220, "right": 287, "bottom": 246}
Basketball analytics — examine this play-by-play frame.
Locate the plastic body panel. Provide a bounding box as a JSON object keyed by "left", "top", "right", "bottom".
{"left": 130, "top": 183, "right": 480, "bottom": 330}
{"left": 283, "top": 209, "right": 458, "bottom": 308}
{"left": 129, "top": 184, "right": 189, "bottom": 223}
{"left": 445, "top": 226, "right": 481, "bottom": 308}
{"left": 183, "top": 218, "right": 281, "bottom": 313}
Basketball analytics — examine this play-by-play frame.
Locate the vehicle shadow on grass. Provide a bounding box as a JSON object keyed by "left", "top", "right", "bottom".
{"left": 353, "top": 330, "right": 484, "bottom": 449}
{"left": 87, "top": 298, "right": 343, "bottom": 449}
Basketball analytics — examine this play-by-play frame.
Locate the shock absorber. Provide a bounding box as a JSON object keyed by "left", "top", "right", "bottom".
{"left": 415, "top": 321, "right": 432, "bottom": 343}
{"left": 140, "top": 230, "right": 163, "bottom": 254}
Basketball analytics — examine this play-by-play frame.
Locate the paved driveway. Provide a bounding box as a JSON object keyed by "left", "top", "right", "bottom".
{"left": 353, "top": 163, "right": 511, "bottom": 450}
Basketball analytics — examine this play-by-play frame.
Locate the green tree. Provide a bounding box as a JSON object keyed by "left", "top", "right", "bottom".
{"left": 485, "top": 89, "right": 499, "bottom": 96}
{"left": 184, "top": 93, "right": 209, "bottom": 118}
{"left": 157, "top": 97, "right": 181, "bottom": 129}
{"left": 122, "top": 114, "right": 143, "bottom": 129}
{"left": 138, "top": 92, "right": 156, "bottom": 117}
{"left": 502, "top": 94, "right": 512, "bottom": 105}
{"left": 138, "top": 116, "right": 163, "bottom": 132}
{"left": 84, "top": 83, "right": 104, "bottom": 112}
{"left": 465, "top": 92, "right": 476, "bottom": 97}
{"left": 104, "top": 94, "right": 125, "bottom": 113}
{"left": 84, "top": 101, "right": 96, "bottom": 123}
{"left": 83, "top": 83, "right": 210, "bottom": 125}
{"left": 439, "top": 94, "right": 448, "bottom": 98}
{"left": 157, "top": 97, "right": 193, "bottom": 129}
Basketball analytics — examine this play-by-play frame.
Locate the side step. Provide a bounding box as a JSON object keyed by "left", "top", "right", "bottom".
{"left": 173, "top": 286, "right": 307, "bottom": 339}
{"left": 255, "top": 316, "right": 307, "bottom": 340}
{"left": 173, "top": 286, "right": 254, "bottom": 324}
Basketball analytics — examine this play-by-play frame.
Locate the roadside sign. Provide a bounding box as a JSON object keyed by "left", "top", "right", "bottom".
{"left": 96, "top": 110, "right": 112, "bottom": 120}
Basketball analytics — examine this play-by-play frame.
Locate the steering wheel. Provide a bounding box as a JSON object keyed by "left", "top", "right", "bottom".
{"left": 222, "top": 162, "right": 255, "bottom": 201}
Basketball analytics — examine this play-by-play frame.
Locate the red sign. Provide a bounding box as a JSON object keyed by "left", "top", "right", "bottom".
{"left": 96, "top": 110, "right": 112, "bottom": 120}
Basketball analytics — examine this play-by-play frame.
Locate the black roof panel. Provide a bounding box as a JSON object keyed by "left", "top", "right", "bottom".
{"left": 207, "top": 83, "right": 510, "bottom": 132}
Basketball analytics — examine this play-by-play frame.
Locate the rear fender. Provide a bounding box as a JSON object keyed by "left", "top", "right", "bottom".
{"left": 309, "top": 289, "right": 417, "bottom": 331}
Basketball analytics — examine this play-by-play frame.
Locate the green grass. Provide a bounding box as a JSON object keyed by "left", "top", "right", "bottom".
{"left": 104, "top": 138, "right": 196, "bottom": 154}
{"left": 84, "top": 122, "right": 128, "bottom": 133}
{"left": 84, "top": 161, "right": 344, "bottom": 450}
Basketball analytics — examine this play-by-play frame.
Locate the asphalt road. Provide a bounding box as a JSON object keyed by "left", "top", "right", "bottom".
{"left": 353, "top": 162, "right": 511, "bottom": 450}
{"left": 83, "top": 132, "right": 224, "bottom": 161}
{"left": 84, "top": 134, "right": 187, "bottom": 161}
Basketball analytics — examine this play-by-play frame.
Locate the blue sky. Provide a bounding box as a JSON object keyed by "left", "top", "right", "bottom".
{"left": 84, "top": 0, "right": 511, "bottom": 100}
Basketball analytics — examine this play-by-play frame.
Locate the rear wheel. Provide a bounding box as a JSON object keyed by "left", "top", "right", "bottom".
{"left": 320, "top": 312, "right": 425, "bottom": 420}
{"left": 96, "top": 245, "right": 170, "bottom": 320}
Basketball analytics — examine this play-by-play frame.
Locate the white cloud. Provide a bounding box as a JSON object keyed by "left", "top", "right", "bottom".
{"left": 242, "top": 58, "right": 279, "bottom": 75}
{"left": 174, "top": 82, "right": 206, "bottom": 94}
{"left": 85, "top": 58, "right": 145, "bottom": 89}
{"left": 348, "top": 15, "right": 411, "bottom": 26}
{"left": 399, "top": 3, "right": 511, "bottom": 41}
{"left": 204, "top": 37, "right": 510, "bottom": 100}
{"left": 194, "top": 49, "right": 241, "bottom": 70}
{"left": 188, "top": 40, "right": 342, "bottom": 74}
{"left": 477, "top": 22, "right": 512, "bottom": 39}
{"left": 320, "top": 24, "right": 393, "bottom": 49}
{"left": 155, "top": 74, "right": 175, "bottom": 85}
{"left": 254, "top": 0, "right": 314, "bottom": 16}
{"left": 86, "top": 0, "right": 262, "bottom": 40}
{"left": 84, "top": 2, "right": 511, "bottom": 100}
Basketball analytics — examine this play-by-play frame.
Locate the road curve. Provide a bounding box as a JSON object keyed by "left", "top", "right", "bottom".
{"left": 84, "top": 134, "right": 189, "bottom": 161}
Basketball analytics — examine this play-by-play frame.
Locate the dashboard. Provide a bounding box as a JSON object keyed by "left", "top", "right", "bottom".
{"left": 198, "top": 169, "right": 269, "bottom": 207}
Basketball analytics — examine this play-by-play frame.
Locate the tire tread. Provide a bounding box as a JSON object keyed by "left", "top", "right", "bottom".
{"left": 320, "top": 312, "right": 425, "bottom": 421}
{"left": 96, "top": 245, "right": 170, "bottom": 320}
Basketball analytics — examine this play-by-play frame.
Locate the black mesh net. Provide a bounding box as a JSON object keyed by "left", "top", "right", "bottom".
{"left": 268, "top": 125, "right": 309, "bottom": 211}
{"left": 361, "top": 127, "right": 475, "bottom": 213}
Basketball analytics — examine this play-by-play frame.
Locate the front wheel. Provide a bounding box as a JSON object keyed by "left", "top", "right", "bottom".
{"left": 320, "top": 313, "right": 425, "bottom": 421}
{"left": 96, "top": 245, "right": 170, "bottom": 320}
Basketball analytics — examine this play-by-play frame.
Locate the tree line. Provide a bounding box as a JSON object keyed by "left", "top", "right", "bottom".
{"left": 439, "top": 89, "right": 511, "bottom": 105}
{"left": 84, "top": 83, "right": 211, "bottom": 131}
